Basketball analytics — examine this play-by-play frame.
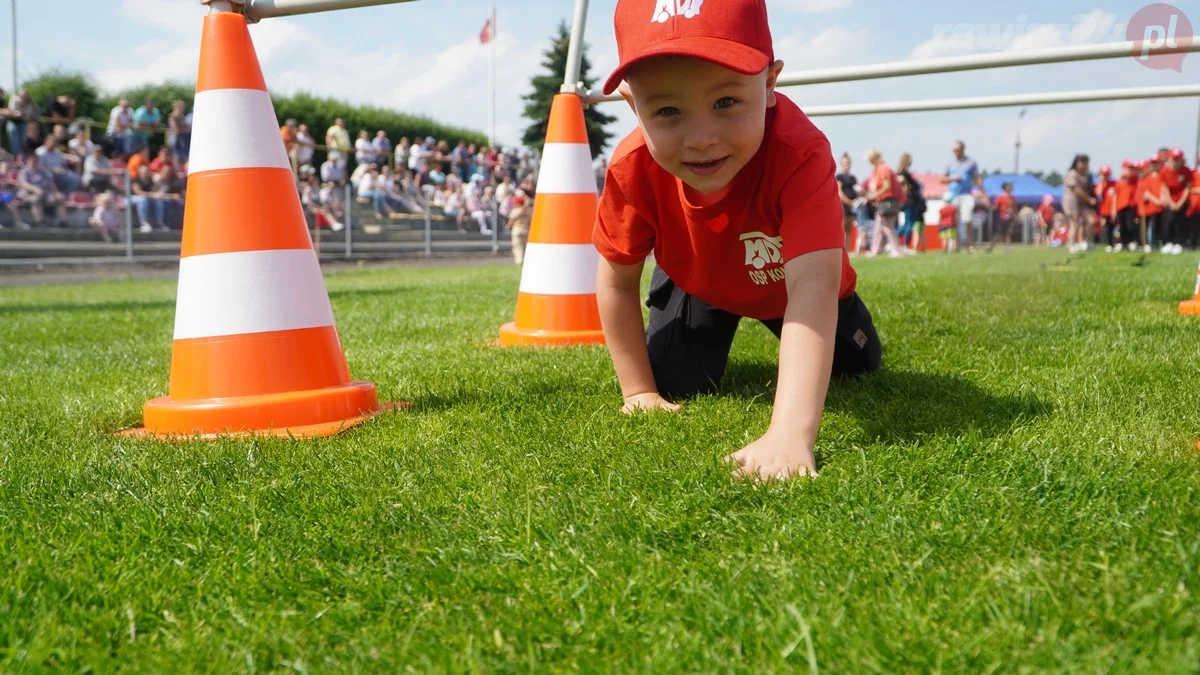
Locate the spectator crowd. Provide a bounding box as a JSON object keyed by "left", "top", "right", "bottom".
{"left": 0, "top": 86, "right": 543, "bottom": 260}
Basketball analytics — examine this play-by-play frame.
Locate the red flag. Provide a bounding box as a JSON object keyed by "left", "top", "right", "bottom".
{"left": 479, "top": 18, "right": 493, "bottom": 44}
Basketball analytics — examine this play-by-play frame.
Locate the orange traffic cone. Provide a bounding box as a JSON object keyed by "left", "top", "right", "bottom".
{"left": 498, "top": 94, "right": 605, "bottom": 347}
{"left": 1180, "top": 261, "right": 1200, "bottom": 315}
{"left": 123, "top": 11, "right": 396, "bottom": 439}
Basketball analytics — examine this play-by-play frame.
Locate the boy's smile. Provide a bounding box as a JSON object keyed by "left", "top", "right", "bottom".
{"left": 625, "top": 56, "right": 784, "bottom": 195}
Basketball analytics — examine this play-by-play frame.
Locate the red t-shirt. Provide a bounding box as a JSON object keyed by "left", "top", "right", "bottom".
{"left": 1190, "top": 171, "right": 1200, "bottom": 215}
{"left": 594, "top": 94, "right": 854, "bottom": 321}
{"left": 938, "top": 203, "right": 957, "bottom": 227}
{"left": 870, "top": 163, "right": 905, "bottom": 204}
{"left": 1141, "top": 173, "right": 1165, "bottom": 216}
{"left": 1160, "top": 164, "right": 1192, "bottom": 202}
{"left": 1036, "top": 204, "right": 1055, "bottom": 226}
{"left": 1114, "top": 178, "right": 1136, "bottom": 212}
{"left": 995, "top": 193, "right": 1015, "bottom": 220}
{"left": 1095, "top": 180, "right": 1115, "bottom": 216}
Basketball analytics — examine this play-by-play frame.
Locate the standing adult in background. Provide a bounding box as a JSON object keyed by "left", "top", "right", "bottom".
{"left": 372, "top": 131, "right": 392, "bottom": 169}
{"left": 834, "top": 152, "right": 859, "bottom": 253}
{"left": 864, "top": 148, "right": 908, "bottom": 257}
{"left": 131, "top": 99, "right": 162, "bottom": 153}
{"left": 281, "top": 118, "right": 299, "bottom": 175}
{"left": 896, "top": 152, "right": 925, "bottom": 252}
{"left": 941, "top": 140, "right": 983, "bottom": 253}
{"left": 354, "top": 130, "right": 375, "bottom": 168}
{"left": 1062, "top": 154, "right": 1098, "bottom": 253}
{"left": 394, "top": 136, "right": 411, "bottom": 172}
{"left": 295, "top": 124, "right": 315, "bottom": 173}
{"left": 167, "top": 100, "right": 191, "bottom": 163}
{"left": 325, "top": 118, "right": 351, "bottom": 167}
{"left": 7, "top": 89, "right": 38, "bottom": 157}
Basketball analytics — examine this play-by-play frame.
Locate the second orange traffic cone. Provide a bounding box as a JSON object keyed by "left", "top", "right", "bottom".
{"left": 498, "top": 94, "right": 605, "bottom": 347}
{"left": 1181, "top": 261, "right": 1200, "bottom": 315}
{"left": 123, "top": 10, "right": 396, "bottom": 439}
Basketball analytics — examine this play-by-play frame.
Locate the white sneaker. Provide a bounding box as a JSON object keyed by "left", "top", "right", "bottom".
{"left": 17, "top": 221, "right": 32, "bottom": 231}
{"left": 1128, "top": 242, "right": 1139, "bottom": 251}
{"left": 139, "top": 223, "right": 152, "bottom": 234}
{"left": 1144, "top": 244, "right": 1152, "bottom": 253}
{"left": 1173, "top": 244, "right": 1185, "bottom": 255}
{"left": 330, "top": 220, "right": 344, "bottom": 232}
{"left": 1105, "top": 245, "right": 1113, "bottom": 253}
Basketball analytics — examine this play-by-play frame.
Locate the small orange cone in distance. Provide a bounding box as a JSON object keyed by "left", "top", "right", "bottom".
{"left": 499, "top": 94, "right": 605, "bottom": 347}
{"left": 123, "top": 12, "right": 396, "bottom": 440}
{"left": 1180, "top": 261, "right": 1200, "bottom": 315}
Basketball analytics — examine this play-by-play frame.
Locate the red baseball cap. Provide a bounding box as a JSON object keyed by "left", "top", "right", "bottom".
{"left": 1121, "top": 160, "right": 1133, "bottom": 169}
{"left": 1099, "top": 164, "right": 1111, "bottom": 175}
{"left": 1170, "top": 147, "right": 1185, "bottom": 159}
{"left": 602, "top": 0, "right": 775, "bottom": 95}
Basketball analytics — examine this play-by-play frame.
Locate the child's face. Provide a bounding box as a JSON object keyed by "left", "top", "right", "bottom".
{"left": 626, "top": 56, "right": 782, "bottom": 193}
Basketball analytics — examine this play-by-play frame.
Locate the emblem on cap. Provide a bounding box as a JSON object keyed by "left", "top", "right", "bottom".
{"left": 652, "top": 0, "right": 704, "bottom": 24}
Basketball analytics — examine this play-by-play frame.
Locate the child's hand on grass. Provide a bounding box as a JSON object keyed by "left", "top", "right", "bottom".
{"left": 621, "top": 392, "right": 681, "bottom": 415}
{"left": 726, "top": 430, "right": 818, "bottom": 481}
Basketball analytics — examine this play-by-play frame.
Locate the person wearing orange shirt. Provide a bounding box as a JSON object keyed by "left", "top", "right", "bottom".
{"left": 1096, "top": 165, "right": 1118, "bottom": 251}
{"left": 1160, "top": 148, "right": 1194, "bottom": 252}
{"left": 1035, "top": 195, "right": 1055, "bottom": 247}
{"left": 1142, "top": 156, "right": 1172, "bottom": 253}
{"left": 1114, "top": 161, "right": 1140, "bottom": 251}
{"left": 280, "top": 118, "right": 299, "bottom": 175}
{"left": 126, "top": 146, "right": 149, "bottom": 178}
{"left": 990, "top": 181, "right": 1016, "bottom": 253}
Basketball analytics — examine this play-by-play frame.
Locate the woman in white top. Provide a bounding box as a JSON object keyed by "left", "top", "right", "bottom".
{"left": 354, "top": 130, "right": 374, "bottom": 166}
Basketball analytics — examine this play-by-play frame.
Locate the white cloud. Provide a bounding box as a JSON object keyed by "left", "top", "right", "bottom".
{"left": 775, "top": 26, "right": 872, "bottom": 71}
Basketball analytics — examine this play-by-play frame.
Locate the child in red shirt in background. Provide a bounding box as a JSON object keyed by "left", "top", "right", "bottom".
{"left": 1036, "top": 195, "right": 1056, "bottom": 247}
{"left": 1095, "top": 165, "right": 1118, "bottom": 251}
{"left": 1189, "top": 156, "right": 1200, "bottom": 244}
{"left": 1160, "top": 148, "right": 1193, "bottom": 252}
{"left": 594, "top": 0, "right": 880, "bottom": 480}
{"left": 1142, "top": 156, "right": 1171, "bottom": 253}
{"left": 990, "top": 182, "right": 1016, "bottom": 253}
{"left": 1114, "top": 161, "right": 1140, "bottom": 251}
{"left": 938, "top": 201, "right": 959, "bottom": 252}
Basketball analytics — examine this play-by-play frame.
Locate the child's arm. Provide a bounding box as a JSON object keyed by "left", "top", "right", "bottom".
{"left": 728, "top": 248, "right": 840, "bottom": 480}
{"left": 596, "top": 256, "right": 680, "bottom": 414}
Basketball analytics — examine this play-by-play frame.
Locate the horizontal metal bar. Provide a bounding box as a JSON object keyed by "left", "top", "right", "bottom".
{"left": 244, "top": 0, "right": 416, "bottom": 20}
{"left": 801, "top": 83, "right": 1200, "bottom": 117}
{"left": 585, "top": 38, "right": 1200, "bottom": 103}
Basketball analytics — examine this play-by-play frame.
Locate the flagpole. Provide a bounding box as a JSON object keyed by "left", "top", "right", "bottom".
{"left": 490, "top": 5, "right": 497, "bottom": 149}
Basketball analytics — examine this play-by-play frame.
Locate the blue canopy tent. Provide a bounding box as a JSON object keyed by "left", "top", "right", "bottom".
{"left": 982, "top": 173, "right": 1063, "bottom": 207}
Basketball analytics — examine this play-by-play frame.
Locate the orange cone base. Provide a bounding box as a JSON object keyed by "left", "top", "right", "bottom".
{"left": 498, "top": 322, "right": 606, "bottom": 347}
{"left": 118, "top": 381, "right": 406, "bottom": 440}
{"left": 1180, "top": 300, "right": 1200, "bottom": 315}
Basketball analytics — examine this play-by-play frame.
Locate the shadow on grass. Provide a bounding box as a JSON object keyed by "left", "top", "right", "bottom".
{"left": 722, "top": 362, "right": 1052, "bottom": 443}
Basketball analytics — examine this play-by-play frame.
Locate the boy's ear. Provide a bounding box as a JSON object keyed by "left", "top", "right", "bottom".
{"left": 765, "top": 60, "right": 785, "bottom": 108}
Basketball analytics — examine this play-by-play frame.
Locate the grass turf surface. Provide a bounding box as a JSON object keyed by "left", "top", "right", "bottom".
{"left": 1, "top": 249, "right": 1198, "bottom": 672}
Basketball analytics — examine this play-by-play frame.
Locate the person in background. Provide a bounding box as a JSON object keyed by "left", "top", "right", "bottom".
{"left": 21, "top": 120, "right": 43, "bottom": 156}
{"left": 864, "top": 148, "right": 908, "bottom": 257}
{"left": 394, "top": 136, "right": 411, "bottom": 172}
{"left": 46, "top": 95, "right": 76, "bottom": 128}
{"left": 835, "top": 152, "right": 858, "bottom": 253}
{"left": 1133, "top": 161, "right": 1149, "bottom": 252}
{"left": 295, "top": 123, "right": 315, "bottom": 172}
{"left": 88, "top": 192, "right": 122, "bottom": 243}
{"left": 148, "top": 146, "right": 174, "bottom": 175}
{"left": 941, "top": 140, "right": 983, "bottom": 253}
{"left": 1035, "top": 195, "right": 1056, "bottom": 248}
{"left": 1095, "top": 165, "right": 1118, "bottom": 252}
{"left": 154, "top": 164, "right": 187, "bottom": 229}
{"left": 167, "top": 100, "right": 191, "bottom": 163}
{"left": 506, "top": 193, "right": 532, "bottom": 264}
{"left": 896, "top": 152, "right": 924, "bottom": 252}
{"left": 82, "top": 144, "right": 118, "bottom": 193}
{"left": 1114, "top": 161, "right": 1139, "bottom": 251}
{"left": 353, "top": 130, "right": 374, "bottom": 168}
{"left": 129, "top": 163, "right": 159, "bottom": 232}
{"left": 131, "top": 99, "right": 162, "bottom": 153}
{"left": 325, "top": 118, "right": 351, "bottom": 165}
{"left": 938, "top": 199, "right": 959, "bottom": 253}
{"left": 990, "top": 181, "right": 1016, "bottom": 253}
{"left": 1160, "top": 148, "right": 1192, "bottom": 253}
{"left": 14, "top": 153, "right": 67, "bottom": 229}
{"left": 1141, "top": 155, "right": 1169, "bottom": 253}
{"left": 970, "top": 186, "right": 990, "bottom": 253}
{"left": 67, "top": 129, "right": 94, "bottom": 160}
{"left": 1189, "top": 155, "right": 1200, "bottom": 251}
{"left": 6, "top": 89, "right": 37, "bottom": 156}
{"left": 372, "top": 130, "right": 392, "bottom": 169}
{"left": 1062, "top": 153, "right": 1097, "bottom": 253}
{"left": 34, "top": 134, "right": 81, "bottom": 194}
{"left": 281, "top": 118, "right": 299, "bottom": 174}
{"left": 106, "top": 97, "right": 134, "bottom": 156}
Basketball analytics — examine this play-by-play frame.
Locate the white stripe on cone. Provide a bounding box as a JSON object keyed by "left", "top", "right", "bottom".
{"left": 518, "top": 243, "right": 599, "bottom": 295}
{"left": 188, "top": 89, "right": 292, "bottom": 174}
{"left": 535, "top": 144, "right": 598, "bottom": 195}
{"left": 174, "top": 249, "right": 335, "bottom": 340}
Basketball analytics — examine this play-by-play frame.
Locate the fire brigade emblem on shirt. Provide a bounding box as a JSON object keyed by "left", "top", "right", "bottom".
{"left": 740, "top": 231, "right": 786, "bottom": 286}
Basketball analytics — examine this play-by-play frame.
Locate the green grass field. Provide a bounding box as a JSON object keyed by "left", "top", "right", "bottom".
{"left": 2, "top": 249, "right": 1199, "bottom": 672}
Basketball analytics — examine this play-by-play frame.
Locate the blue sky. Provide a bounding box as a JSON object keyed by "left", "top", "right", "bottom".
{"left": 8, "top": 0, "right": 1200, "bottom": 175}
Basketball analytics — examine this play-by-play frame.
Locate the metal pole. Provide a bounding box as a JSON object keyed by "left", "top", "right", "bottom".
{"left": 344, "top": 195, "right": 352, "bottom": 257}
{"left": 423, "top": 198, "right": 432, "bottom": 258}
{"left": 800, "top": 84, "right": 1200, "bottom": 118}
{"left": 585, "top": 38, "right": 1200, "bottom": 103}
{"left": 123, "top": 173, "right": 133, "bottom": 260}
{"left": 491, "top": 200, "right": 499, "bottom": 254}
{"left": 10, "top": 0, "right": 16, "bottom": 92}
{"left": 343, "top": 182, "right": 352, "bottom": 258}
{"left": 244, "top": 0, "right": 416, "bottom": 20}
{"left": 560, "top": 0, "right": 590, "bottom": 94}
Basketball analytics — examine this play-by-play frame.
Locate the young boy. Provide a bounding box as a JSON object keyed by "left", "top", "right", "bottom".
{"left": 990, "top": 182, "right": 1015, "bottom": 253}
{"left": 1036, "top": 195, "right": 1055, "bottom": 248}
{"left": 938, "top": 200, "right": 959, "bottom": 252}
{"left": 1114, "top": 162, "right": 1139, "bottom": 251}
{"left": 593, "top": 0, "right": 881, "bottom": 480}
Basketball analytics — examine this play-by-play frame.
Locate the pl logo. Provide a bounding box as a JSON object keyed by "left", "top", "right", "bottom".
{"left": 1129, "top": 3, "right": 1193, "bottom": 72}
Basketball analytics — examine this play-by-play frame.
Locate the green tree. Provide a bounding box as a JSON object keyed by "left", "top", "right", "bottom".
{"left": 522, "top": 20, "right": 615, "bottom": 158}
{"left": 22, "top": 70, "right": 105, "bottom": 123}
{"left": 1042, "top": 170, "right": 1063, "bottom": 187}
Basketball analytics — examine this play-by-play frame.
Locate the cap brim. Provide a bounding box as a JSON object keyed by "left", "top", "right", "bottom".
{"left": 602, "top": 37, "right": 771, "bottom": 95}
